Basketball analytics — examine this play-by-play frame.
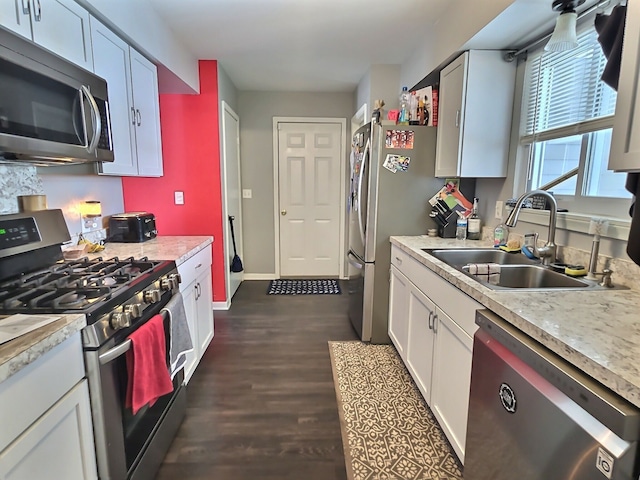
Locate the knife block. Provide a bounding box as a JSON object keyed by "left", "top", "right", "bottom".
{"left": 436, "top": 211, "right": 459, "bottom": 238}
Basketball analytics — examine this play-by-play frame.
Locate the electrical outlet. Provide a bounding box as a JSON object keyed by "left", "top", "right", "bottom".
{"left": 242, "top": 189, "right": 252, "bottom": 199}
{"left": 495, "top": 201, "right": 504, "bottom": 219}
{"left": 174, "top": 191, "right": 184, "bottom": 205}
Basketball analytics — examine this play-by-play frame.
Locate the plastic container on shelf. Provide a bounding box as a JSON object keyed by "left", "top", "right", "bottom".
{"left": 409, "top": 91, "right": 419, "bottom": 125}
{"left": 398, "top": 86, "right": 410, "bottom": 125}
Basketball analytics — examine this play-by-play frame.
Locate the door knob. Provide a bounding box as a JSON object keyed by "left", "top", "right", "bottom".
{"left": 281, "top": 210, "right": 287, "bottom": 216}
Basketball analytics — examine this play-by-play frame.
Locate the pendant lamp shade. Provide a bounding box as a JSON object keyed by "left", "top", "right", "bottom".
{"left": 545, "top": 10, "right": 579, "bottom": 52}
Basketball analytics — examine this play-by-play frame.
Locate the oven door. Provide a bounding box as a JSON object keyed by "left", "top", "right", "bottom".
{"left": 84, "top": 304, "right": 186, "bottom": 480}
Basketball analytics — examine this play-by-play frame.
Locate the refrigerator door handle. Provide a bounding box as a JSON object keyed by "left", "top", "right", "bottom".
{"left": 357, "top": 138, "right": 370, "bottom": 246}
{"left": 347, "top": 251, "right": 364, "bottom": 269}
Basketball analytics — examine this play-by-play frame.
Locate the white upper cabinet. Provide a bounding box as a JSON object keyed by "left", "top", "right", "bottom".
{"left": 91, "top": 18, "right": 137, "bottom": 175}
{"left": 91, "top": 17, "right": 164, "bottom": 177}
{"left": 609, "top": 0, "right": 640, "bottom": 172}
{"left": 435, "top": 51, "right": 515, "bottom": 178}
{"left": 0, "top": 0, "right": 32, "bottom": 38}
{"left": 129, "top": 49, "right": 163, "bottom": 177}
{"left": 0, "top": 0, "right": 93, "bottom": 71}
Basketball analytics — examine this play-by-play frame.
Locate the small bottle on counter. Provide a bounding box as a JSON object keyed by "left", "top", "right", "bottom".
{"left": 493, "top": 221, "right": 509, "bottom": 246}
{"left": 467, "top": 197, "right": 482, "bottom": 240}
{"left": 456, "top": 214, "right": 468, "bottom": 240}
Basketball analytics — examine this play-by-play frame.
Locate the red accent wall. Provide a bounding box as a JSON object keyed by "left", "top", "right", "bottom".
{"left": 122, "top": 60, "right": 225, "bottom": 301}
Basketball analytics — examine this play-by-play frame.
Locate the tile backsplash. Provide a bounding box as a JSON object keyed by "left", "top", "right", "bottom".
{"left": 0, "top": 165, "right": 44, "bottom": 214}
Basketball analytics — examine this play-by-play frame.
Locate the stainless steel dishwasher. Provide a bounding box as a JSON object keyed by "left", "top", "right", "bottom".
{"left": 465, "top": 310, "right": 640, "bottom": 480}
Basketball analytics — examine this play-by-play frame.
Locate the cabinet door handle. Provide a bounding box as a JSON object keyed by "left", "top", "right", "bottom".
{"left": 195, "top": 263, "right": 203, "bottom": 270}
{"left": 428, "top": 311, "right": 433, "bottom": 330}
{"left": 34, "top": 0, "right": 41, "bottom": 21}
{"left": 395, "top": 256, "right": 402, "bottom": 265}
{"left": 194, "top": 283, "right": 200, "bottom": 300}
{"left": 21, "top": 0, "right": 29, "bottom": 14}
{"left": 455, "top": 109, "right": 460, "bottom": 128}
{"left": 131, "top": 107, "right": 136, "bottom": 125}
{"left": 433, "top": 314, "right": 438, "bottom": 333}
{"left": 136, "top": 109, "right": 141, "bottom": 126}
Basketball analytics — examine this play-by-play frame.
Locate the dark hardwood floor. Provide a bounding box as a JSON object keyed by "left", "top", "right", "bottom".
{"left": 157, "top": 280, "right": 358, "bottom": 480}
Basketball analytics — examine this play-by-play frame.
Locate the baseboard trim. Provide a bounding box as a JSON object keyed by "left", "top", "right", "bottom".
{"left": 243, "top": 273, "right": 277, "bottom": 280}
{"left": 212, "top": 300, "right": 230, "bottom": 311}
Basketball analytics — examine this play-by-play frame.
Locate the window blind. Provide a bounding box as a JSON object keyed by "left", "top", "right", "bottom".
{"left": 522, "top": 22, "right": 617, "bottom": 138}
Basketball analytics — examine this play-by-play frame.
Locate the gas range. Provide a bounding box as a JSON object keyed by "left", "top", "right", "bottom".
{"left": 0, "top": 255, "right": 180, "bottom": 348}
{"left": 0, "top": 209, "right": 188, "bottom": 480}
{"left": 0, "top": 210, "right": 180, "bottom": 348}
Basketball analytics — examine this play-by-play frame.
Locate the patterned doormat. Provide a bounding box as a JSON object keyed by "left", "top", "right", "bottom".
{"left": 267, "top": 279, "right": 341, "bottom": 295}
{"left": 329, "top": 341, "right": 463, "bottom": 480}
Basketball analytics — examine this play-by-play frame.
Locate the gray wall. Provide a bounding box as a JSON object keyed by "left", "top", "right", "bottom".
{"left": 237, "top": 91, "right": 355, "bottom": 275}
{"left": 39, "top": 172, "right": 124, "bottom": 237}
{"left": 356, "top": 65, "right": 401, "bottom": 119}
{"left": 0, "top": 164, "right": 124, "bottom": 237}
{"left": 217, "top": 64, "right": 238, "bottom": 112}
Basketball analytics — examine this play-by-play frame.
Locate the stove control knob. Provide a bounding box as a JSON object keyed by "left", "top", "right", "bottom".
{"left": 110, "top": 311, "right": 131, "bottom": 330}
{"left": 169, "top": 273, "right": 182, "bottom": 286}
{"left": 124, "top": 303, "right": 143, "bottom": 319}
{"left": 160, "top": 278, "right": 175, "bottom": 291}
{"left": 144, "top": 289, "right": 161, "bottom": 304}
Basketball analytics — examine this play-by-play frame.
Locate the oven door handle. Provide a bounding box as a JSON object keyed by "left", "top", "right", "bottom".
{"left": 99, "top": 339, "right": 132, "bottom": 365}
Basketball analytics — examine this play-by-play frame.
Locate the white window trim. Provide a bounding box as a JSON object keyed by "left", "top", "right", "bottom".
{"left": 511, "top": 12, "right": 632, "bottom": 235}
{"left": 518, "top": 209, "right": 630, "bottom": 241}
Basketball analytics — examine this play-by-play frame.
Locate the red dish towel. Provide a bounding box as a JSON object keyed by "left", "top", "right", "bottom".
{"left": 125, "top": 314, "right": 173, "bottom": 415}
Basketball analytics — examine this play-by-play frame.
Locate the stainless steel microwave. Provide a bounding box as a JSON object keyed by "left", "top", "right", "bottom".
{"left": 0, "top": 27, "right": 114, "bottom": 165}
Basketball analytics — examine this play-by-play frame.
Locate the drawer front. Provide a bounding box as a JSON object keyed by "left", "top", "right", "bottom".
{"left": 178, "top": 245, "right": 212, "bottom": 290}
{"left": 0, "top": 333, "right": 84, "bottom": 452}
{"left": 391, "top": 245, "right": 481, "bottom": 337}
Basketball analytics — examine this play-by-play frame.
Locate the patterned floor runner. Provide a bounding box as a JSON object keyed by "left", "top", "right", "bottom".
{"left": 267, "top": 279, "right": 341, "bottom": 295}
{"left": 329, "top": 341, "right": 463, "bottom": 480}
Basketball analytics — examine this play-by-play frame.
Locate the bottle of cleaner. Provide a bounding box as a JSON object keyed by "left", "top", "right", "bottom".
{"left": 467, "top": 197, "right": 482, "bottom": 240}
{"left": 493, "top": 222, "right": 509, "bottom": 247}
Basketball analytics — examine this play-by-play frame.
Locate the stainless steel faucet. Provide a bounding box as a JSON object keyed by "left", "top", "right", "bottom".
{"left": 505, "top": 190, "right": 558, "bottom": 265}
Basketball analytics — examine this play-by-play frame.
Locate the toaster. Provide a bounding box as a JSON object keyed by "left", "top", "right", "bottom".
{"left": 108, "top": 212, "right": 157, "bottom": 243}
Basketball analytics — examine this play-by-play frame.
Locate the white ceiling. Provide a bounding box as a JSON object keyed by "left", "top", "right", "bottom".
{"left": 147, "top": 0, "right": 452, "bottom": 92}
{"left": 146, "top": 0, "right": 602, "bottom": 93}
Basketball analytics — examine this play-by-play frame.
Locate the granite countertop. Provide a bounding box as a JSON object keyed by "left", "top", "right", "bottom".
{"left": 0, "top": 314, "right": 86, "bottom": 383}
{"left": 89, "top": 236, "right": 213, "bottom": 266}
{"left": 391, "top": 235, "right": 640, "bottom": 408}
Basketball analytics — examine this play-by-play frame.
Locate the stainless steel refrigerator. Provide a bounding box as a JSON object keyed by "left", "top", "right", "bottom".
{"left": 347, "top": 119, "right": 440, "bottom": 343}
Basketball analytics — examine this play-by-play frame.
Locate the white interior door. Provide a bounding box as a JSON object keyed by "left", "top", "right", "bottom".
{"left": 222, "top": 102, "right": 243, "bottom": 300}
{"left": 278, "top": 122, "right": 343, "bottom": 277}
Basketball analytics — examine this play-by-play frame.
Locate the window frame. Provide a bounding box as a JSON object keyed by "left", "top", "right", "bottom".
{"left": 513, "top": 12, "right": 632, "bottom": 229}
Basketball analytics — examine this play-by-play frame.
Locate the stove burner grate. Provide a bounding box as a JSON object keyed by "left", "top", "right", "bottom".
{"left": 1, "top": 286, "right": 113, "bottom": 311}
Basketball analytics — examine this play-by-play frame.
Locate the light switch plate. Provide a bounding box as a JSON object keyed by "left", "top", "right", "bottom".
{"left": 242, "top": 189, "right": 252, "bottom": 199}
{"left": 495, "top": 201, "right": 504, "bottom": 219}
{"left": 174, "top": 191, "right": 184, "bottom": 205}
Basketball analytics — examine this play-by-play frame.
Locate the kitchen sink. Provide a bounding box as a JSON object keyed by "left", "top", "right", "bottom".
{"left": 422, "top": 248, "right": 539, "bottom": 266}
{"left": 421, "top": 248, "right": 602, "bottom": 291}
{"left": 461, "top": 264, "right": 594, "bottom": 290}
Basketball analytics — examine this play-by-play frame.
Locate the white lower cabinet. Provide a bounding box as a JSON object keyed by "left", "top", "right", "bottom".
{"left": 0, "top": 333, "right": 97, "bottom": 480}
{"left": 0, "top": 380, "right": 96, "bottom": 480}
{"left": 406, "top": 280, "right": 436, "bottom": 404}
{"left": 388, "top": 244, "right": 480, "bottom": 463}
{"left": 388, "top": 265, "right": 410, "bottom": 361}
{"left": 178, "top": 245, "right": 214, "bottom": 383}
{"left": 430, "top": 308, "right": 474, "bottom": 460}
